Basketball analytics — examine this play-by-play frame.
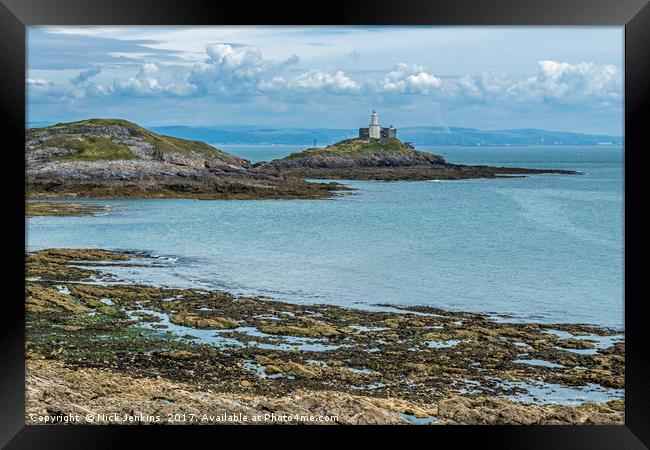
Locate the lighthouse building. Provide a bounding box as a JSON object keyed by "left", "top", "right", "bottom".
{"left": 359, "top": 111, "right": 397, "bottom": 141}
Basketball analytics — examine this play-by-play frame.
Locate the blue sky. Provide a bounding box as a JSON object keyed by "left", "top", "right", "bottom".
{"left": 27, "top": 26, "right": 624, "bottom": 135}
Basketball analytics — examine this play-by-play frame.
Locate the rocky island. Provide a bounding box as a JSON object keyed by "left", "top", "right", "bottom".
{"left": 256, "top": 137, "right": 578, "bottom": 181}
{"left": 256, "top": 111, "right": 577, "bottom": 181}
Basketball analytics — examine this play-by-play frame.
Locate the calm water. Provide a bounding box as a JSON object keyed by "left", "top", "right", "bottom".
{"left": 218, "top": 144, "right": 306, "bottom": 163}
{"left": 26, "top": 145, "right": 624, "bottom": 329}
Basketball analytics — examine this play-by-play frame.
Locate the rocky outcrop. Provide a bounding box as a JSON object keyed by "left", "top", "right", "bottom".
{"left": 263, "top": 151, "right": 445, "bottom": 171}
{"left": 25, "top": 119, "right": 344, "bottom": 200}
{"left": 258, "top": 138, "right": 445, "bottom": 171}
{"left": 26, "top": 119, "right": 250, "bottom": 172}
{"left": 435, "top": 396, "right": 623, "bottom": 425}
{"left": 255, "top": 137, "right": 579, "bottom": 181}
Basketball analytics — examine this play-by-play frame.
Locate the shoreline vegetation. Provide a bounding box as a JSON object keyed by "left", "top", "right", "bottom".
{"left": 26, "top": 119, "right": 578, "bottom": 200}
{"left": 26, "top": 248, "right": 624, "bottom": 425}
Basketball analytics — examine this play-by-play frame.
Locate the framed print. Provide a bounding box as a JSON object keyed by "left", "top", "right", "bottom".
{"left": 1, "top": 0, "right": 648, "bottom": 448}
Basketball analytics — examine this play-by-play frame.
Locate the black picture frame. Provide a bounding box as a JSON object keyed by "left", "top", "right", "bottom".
{"left": 2, "top": 0, "right": 648, "bottom": 448}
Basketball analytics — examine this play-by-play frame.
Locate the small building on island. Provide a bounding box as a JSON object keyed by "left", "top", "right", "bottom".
{"left": 359, "top": 111, "right": 397, "bottom": 141}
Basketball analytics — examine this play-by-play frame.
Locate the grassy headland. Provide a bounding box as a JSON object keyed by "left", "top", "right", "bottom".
{"left": 29, "top": 118, "right": 244, "bottom": 164}
{"left": 26, "top": 119, "right": 346, "bottom": 200}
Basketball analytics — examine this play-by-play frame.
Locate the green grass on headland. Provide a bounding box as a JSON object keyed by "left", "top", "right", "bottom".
{"left": 28, "top": 118, "right": 241, "bottom": 163}
{"left": 44, "top": 136, "right": 138, "bottom": 162}
{"left": 286, "top": 138, "right": 411, "bottom": 159}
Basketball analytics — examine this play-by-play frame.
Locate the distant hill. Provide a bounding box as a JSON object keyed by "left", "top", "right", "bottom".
{"left": 396, "top": 127, "right": 623, "bottom": 147}
{"left": 149, "top": 125, "right": 354, "bottom": 146}
{"left": 148, "top": 125, "right": 622, "bottom": 147}
{"left": 27, "top": 122, "right": 622, "bottom": 147}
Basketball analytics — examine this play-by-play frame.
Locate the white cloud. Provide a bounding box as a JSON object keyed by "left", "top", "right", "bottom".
{"left": 112, "top": 62, "right": 195, "bottom": 97}
{"left": 372, "top": 60, "right": 621, "bottom": 107}
{"left": 376, "top": 60, "right": 622, "bottom": 106}
{"left": 434, "top": 72, "right": 508, "bottom": 104}
{"left": 378, "top": 63, "right": 442, "bottom": 95}
{"left": 27, "top": 27, "right": 623, "bottom": 133}
{"left": 70, "top": 67, "right": 102, "bottom": 85}
{"left": 26, "top": 78, "right": 68, "bottom": 100}
{"left": 506, "top": 60, "right": 621, "bottom": 103}
{"left": 184, "top": 44, "right": 361, "bottom": 96}
{"left": 28, "top": 50, "right": 623, "bottom": 116}
{"left": 114, "top": 62, "right": 161, "bottom": 94}
{"left": 187, "top": 44, "right": 300, "bottom": 95}
{"left": 26, "top": 78, "right": 49, "bottom": 86}
{"left": 290, "top": 70, "right": 360, "bottom": 93}
{"left": 82, "top": 82, "right": 112, "bottom": 97}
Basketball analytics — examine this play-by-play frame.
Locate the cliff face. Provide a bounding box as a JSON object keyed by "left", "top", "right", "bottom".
{"left": 25, "top": 119, "right": 343, "bottom": 200}
{"left": 258, "top": 138, "right": 446, "bottom": 170}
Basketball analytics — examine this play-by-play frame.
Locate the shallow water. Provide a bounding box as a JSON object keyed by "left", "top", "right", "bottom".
{"left": 503, "top": 380, "right": 624, "bottom": 406}
{"left": 512, "top": 359, "right": 566, "bottom": 369}
{"left": 127, "top": 308, "right": 343, "bottom": 352}
{"left": 26, "top": 145, "right": 624, "bottom": 329}
{"left": 401, "top": 413, "right": 437, "bottom": 425}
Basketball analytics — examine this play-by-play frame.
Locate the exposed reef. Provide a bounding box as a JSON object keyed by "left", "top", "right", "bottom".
{"left": 26, "top": 201, "right": 107, "bottom": 217}
{"left": 25, "top": 248, "right": 624, "bottom": 425}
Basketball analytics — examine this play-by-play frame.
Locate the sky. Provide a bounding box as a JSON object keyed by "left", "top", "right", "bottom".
{"left": 27, "top": 26, "right": 624, "bottom": 135}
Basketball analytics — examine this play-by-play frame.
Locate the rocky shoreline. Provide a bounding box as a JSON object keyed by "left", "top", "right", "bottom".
{"left": 27, "top": 176, "right": 346, "bottom": 201}
{"left": 255, "top": 137, "right": 579, "bottom": 181}
{"left": 25, "top": 248, "right": 624, "bottom": 425}
{"left": 257, "top": 164, "right": 577, "bottom": 182}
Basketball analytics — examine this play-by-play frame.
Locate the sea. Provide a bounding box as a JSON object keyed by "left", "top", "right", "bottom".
{"left": 26, "top": 145, "right": 624, "bottom": 330}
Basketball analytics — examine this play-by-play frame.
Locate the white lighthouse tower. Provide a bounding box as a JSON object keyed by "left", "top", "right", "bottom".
{"left": 369, "top": 110, "right": 381, "bottom": 139}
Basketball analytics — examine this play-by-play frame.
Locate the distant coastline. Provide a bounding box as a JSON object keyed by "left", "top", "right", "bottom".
{"left": 27, "top": 122, "right": 623, "bottom": 147}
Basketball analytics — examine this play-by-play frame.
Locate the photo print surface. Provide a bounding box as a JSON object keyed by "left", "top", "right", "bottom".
{"left": 25, "top": 26, "right": 624, "bottom": 425}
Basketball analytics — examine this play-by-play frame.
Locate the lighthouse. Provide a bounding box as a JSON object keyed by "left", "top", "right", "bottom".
{"left": 369, "top": 110, "right": 381, "bottom": 139}
{"left": 358, "top": 111, "right": 398, "bottom": 140}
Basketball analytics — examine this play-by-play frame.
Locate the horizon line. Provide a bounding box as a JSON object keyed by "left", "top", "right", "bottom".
{"left": 25, "top": 119, "right": 624, "bottom": 138}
